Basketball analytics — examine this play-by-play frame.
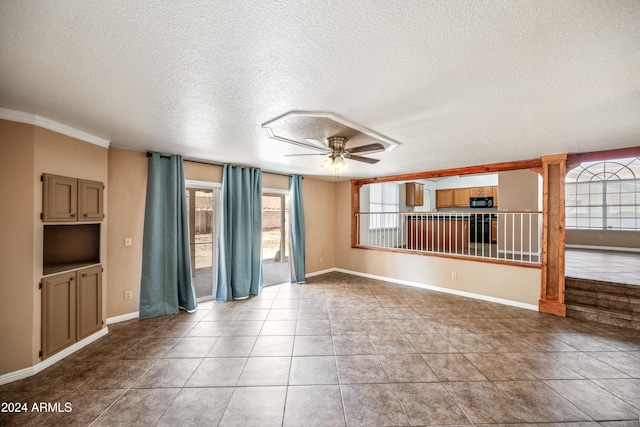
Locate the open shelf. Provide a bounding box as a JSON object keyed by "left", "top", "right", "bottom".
{"left": 43, "top": 224, "right": 100, "bottom": 276}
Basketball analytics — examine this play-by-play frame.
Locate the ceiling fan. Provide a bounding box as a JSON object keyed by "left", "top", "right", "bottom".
{"left": 286, "top": 136, "right": 384, "bottom": 169}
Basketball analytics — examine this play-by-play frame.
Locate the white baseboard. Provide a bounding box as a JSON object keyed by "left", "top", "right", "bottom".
{"left": 106, "top": 311, "right": 139, "bottom": 325}
{"left": 566, "top": 244, "right": 640, "bottom": 253}
{"left": 0, "top": 327, "right": 109, "bottom": 386}
{"left": 326, "top": 267, "right": 538, "bottom": 312}
{"left": 305, "top": 268, "right": 336, "bottom": 278}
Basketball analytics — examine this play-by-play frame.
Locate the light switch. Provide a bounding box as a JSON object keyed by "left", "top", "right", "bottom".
{"left": 125, "top": 237, "right": 132, "bottom": 247}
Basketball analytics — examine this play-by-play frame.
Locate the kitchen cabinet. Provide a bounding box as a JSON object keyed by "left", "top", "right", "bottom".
{"left": 42, "top": 173, "right": 104, "bottom": 222}
{"left": 435, "top": 189, "right": 453, "bottom": 208}
{"left": 405, "top": 182, "right": 424, "bottom": 206}
{"left": 453, "top": 188, "right": 470, "bottom": 207}
{"left": 437, "top": 186, "right": 498, "bottom": 208}
{"left": 41, "top": 265, "right": 103, "bottom": 359}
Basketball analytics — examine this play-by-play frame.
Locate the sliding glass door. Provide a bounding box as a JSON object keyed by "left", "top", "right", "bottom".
{"left": 186, "top": 183, "right": 220, "bottom": 301}
{"left": 262, "top": 193, "right": 290, "bottom": 285}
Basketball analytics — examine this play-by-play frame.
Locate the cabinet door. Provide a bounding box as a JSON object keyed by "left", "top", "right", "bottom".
{"left": 43, "top": 174, "right": 77, "bottom": 221}
{"left": 42, "top": 273, "right": 77, "bottom": 359}
{"left": 453, "top": 188, "right": 470, "bottom": 207}
{"left": 406, "top": 182, "right": 424, "bottom": 207}
{"left": 492, "top": 186, "right": 499, "bottom": 206}
{"left": 78, "top": 179, "right": 104, "bottom": 221}
{"left": 77, "top": 265, "right": 103, "bottom": 340}
{"left": 435, "top": 189, "right": 453, "bottom": 208}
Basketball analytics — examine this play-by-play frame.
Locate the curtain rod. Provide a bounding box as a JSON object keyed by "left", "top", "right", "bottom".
{"left": 146, "top": 151, "right": 301, "bottom": 178}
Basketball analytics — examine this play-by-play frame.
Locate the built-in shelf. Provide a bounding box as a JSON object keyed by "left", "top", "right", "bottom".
{"left": 43, "top": 224, "right": 100, "bottom": 276}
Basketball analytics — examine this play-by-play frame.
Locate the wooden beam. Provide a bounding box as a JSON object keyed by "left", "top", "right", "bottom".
{"left": 567, "top": 145, "right": 640, "bottom": 165}
{"left": 354, "top": 158, "right": 543, "bottom": 186}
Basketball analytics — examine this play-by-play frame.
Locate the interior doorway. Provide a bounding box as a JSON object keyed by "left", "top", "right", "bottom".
{"left": 186, "top": 184, "right": 220, "bottom": 301}
{"left": 262, "top": 193, "right": 290, "bottom": 285}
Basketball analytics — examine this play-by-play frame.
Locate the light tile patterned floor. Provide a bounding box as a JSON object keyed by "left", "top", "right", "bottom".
{"left": 2, "top": 272, "right": 640, "bottom": 426}
{"left": 566, "top": 248, "right": 640, "bottom": 285}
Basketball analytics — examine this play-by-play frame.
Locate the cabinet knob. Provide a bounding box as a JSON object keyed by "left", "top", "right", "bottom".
{"left": 70, "top": 277, "right": 74, "bottom": 281}
{"left": 70, "top": 213, "right": 76, "bottom": 218}
{"left": 82, "top": 273, "right": 86, "bottom": 277}
{"left": 83, "top": 213, "right": 88, "bottom": 217}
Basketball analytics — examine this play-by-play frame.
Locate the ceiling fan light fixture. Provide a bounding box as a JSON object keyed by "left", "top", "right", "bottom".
{"left": 321, "top": 154, "right": 346, "bottom": 170}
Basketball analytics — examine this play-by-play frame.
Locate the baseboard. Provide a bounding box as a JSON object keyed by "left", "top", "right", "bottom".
{"left": 331, "top": 267, "right": 539, "bottom": 312}
{"left": 0, "top": 327, "right": 109, "bottom": 386}
{"left": 566, "top": 244, "right": 640, "bottom": 253}
{"left": 305, "top": 268, "right": 337, "bottom": 278}
{"left": 106, "top": 311, "right": 139, "bottom": 324}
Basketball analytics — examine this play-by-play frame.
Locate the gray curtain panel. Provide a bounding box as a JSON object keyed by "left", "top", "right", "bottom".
{"left": 139, "top": 152, "right": 198, "bottom": 318}
{"left": 216, "top": 164, "right": 263, "bottom": 301}
{"left": 289, "top": 174, "right": 306, "bottom": 283}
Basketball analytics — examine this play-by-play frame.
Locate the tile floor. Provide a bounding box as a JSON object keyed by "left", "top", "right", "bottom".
{"left": 2, "top": 272, "right": 640, "bottom": 426}
{"left": 565, "top": 248, "right": 640, "bottom": 286}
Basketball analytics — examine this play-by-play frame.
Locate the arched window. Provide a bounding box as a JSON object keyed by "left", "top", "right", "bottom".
{"left": 566, "top": 157, "right": 640, "bottom": 230}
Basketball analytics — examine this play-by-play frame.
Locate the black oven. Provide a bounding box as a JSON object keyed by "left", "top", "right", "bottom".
{"left": 469, "top": 197, "right": 493, "bottom": 208}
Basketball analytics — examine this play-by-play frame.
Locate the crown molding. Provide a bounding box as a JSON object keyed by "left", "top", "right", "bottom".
{"left": 0, "top": 108, "right": 110, "bottom": 148}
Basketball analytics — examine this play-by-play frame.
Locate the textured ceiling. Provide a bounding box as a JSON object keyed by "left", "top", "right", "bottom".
{"left": 0, "top": 1, "right": 639, "bottom": 179}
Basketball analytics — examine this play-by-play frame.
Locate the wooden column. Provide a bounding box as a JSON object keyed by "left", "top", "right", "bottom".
{"left": 539, "top": 154, "right": 567, "bottom": 316}
{"left": 351, "top": 180, "right": 362, "bottom": 248}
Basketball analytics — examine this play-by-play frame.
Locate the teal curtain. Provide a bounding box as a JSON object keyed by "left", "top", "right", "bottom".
{"left": 289, "top": 175, "right": 306, "bottom": 283}
{"left": 216, "top": 164, "right": 263, "bottom": 301}
{"left": 139, "top": 152, "right": 198, "bottom": 318}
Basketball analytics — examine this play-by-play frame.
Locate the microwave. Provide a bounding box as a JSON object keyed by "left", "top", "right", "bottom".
{"left": 470, "top": 197, "right": 493, "bottom": 208}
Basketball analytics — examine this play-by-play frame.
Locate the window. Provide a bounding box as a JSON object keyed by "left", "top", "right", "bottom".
{"left": 566, "top": 157, "right": 640, "bottom": 230}
{"left": 369, "top": 182, "right": 399, "bottom": 228}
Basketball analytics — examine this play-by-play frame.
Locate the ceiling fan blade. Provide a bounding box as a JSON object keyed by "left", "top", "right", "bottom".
{"left": 284, "top": 153, "right": 329, "bottom": 157}
{"left": 346, "top": 143, "right": 385, "bottom": 154}
{"left": 348, "top": 154, "right": 380, "bottom": 164}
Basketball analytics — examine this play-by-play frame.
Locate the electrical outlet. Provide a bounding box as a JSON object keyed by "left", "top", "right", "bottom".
{"left": 125, "top": 237, "right": 132, "bottom": 246}
{"left": 451, "top": 272, "right": 457, "bottom": 279}
{"left": 124, "top": 290, "right": 133, "bottom": 300}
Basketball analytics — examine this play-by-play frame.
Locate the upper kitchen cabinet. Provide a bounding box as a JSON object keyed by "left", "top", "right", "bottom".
{"left": 405, "top": 182, "right": 424, "bottom": 206}
{"left": 470, "top": 186, "right": 494, "bottom": 197}
{"left": 436, "top": 189, "right": 453, "bottom": 208}
{"left": 42, "top": 173, "right": 104, "bottom": 222}
{"left": 453, "top": 188, "right": 470, "bottom": 207}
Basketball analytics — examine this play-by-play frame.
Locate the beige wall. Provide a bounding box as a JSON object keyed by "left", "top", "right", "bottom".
{"left": 335, "top": 181, "right": 541, "bottom": 306}
{"left": 0, "top": 120, "right": 35, "bottom": 375}
{"left": 566, "top": 229, "right": 640, "bottom": 249}
{"left": 302, "top": 178, "right": 336, "bottom": 274}
{"left": 107, "top": 148, "right": 147, "bottom": 317}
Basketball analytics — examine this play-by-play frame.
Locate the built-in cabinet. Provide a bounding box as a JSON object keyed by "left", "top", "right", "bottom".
{"left": 405, "top": 182, "right": 424, "bottom": 206}
{"left": 42, "top": 173, "right": 104, "bottom": 222}
{"left": 41, "top": 173, "right": 104, "bottom": 360}
{"left": 41, "top": 265, "right": 103, "bottom": 359}
{"left": 436, "top": 186, "right": 498, "bottom": 208}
